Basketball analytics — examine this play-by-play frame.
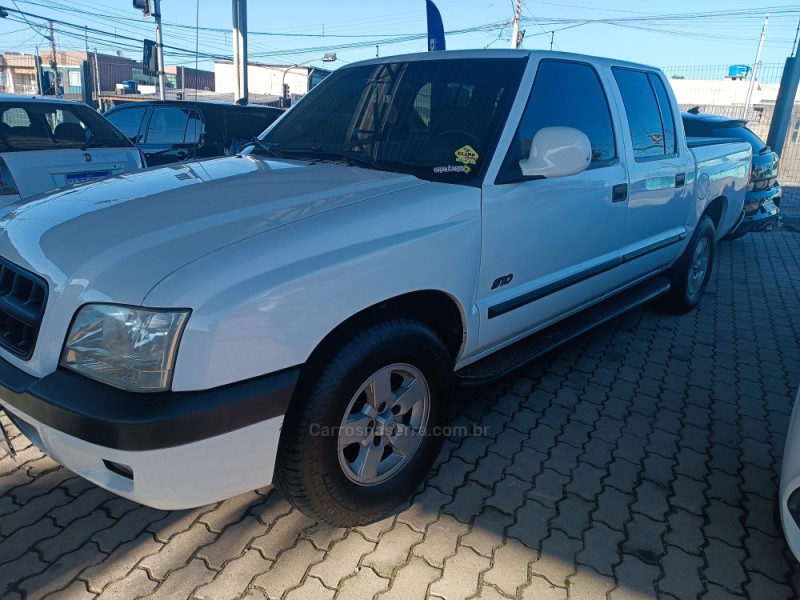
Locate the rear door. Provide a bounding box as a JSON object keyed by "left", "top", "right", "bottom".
{"left": 138, "top": 105, "right": 205, "bottom": 166}
{"left": 0, "top": 101, "right": 141, "bottom": 199}
{"left": 609, "top": 68, "right": 692, "bottom": 271}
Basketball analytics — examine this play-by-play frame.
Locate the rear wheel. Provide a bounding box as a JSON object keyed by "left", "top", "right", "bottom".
{"left": 662, "top": 215, "right": 716, "bottom": 314}
{"left": 275, "top": 317, "right": 453, "bottom": 526}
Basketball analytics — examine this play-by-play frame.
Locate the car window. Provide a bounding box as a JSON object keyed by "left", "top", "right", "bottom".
{"left": 106, "top": 106, "right": 148, "bottom": 140}
{"left": 145, "top": 107, "right": 200, "bottom": 144}
{"left": 613, "top": 68, "right": 667, "bottom": 160}
{"left": 497, "top": 60, "right": 616, "bottom": 183}
{"left": 261, "top": 58, "right": 526, "bottom": 185}
{"left": 648, "top": 73, "right": 676, "bottom": 155}
{"left": 710, "top": 126, "right": 767, "bottom": 153}
{"left": 0, "top": 101, "right": 131, "bottom": 152}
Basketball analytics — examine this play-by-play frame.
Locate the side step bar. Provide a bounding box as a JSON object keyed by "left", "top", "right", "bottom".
{"left": 455, "top": 275, "right": 671, "bottom": 388}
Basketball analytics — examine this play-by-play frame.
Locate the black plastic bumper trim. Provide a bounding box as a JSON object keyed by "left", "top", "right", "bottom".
{"left": 0, "top": 359, "right": 299, "bottom": 452}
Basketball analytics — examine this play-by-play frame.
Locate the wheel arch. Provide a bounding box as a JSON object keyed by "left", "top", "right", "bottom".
{"left": 304, "top": 290, "right": 466, "bottom": 372}
{"left": 703, "top": 195, "right": 726, "bottom": 232}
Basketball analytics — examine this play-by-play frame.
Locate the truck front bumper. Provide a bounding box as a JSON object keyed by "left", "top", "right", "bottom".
{"left": 0, "top": 360, "right": 298, "bottom": 509}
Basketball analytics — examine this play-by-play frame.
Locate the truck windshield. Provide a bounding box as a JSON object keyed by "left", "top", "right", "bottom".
{"left": 259, "top": 57, "right": 527, "bottom": 185}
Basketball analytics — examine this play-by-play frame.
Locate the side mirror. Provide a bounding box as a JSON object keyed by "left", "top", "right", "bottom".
{"left": 519, "top": 126, "right": 592, "bottom": 179}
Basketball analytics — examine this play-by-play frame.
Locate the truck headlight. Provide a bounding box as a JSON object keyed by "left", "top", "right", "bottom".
{"left": 61, "top": 304, "right": 190, "bottom": 392}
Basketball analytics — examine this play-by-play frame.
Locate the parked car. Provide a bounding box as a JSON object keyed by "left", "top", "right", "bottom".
{"left": 104, "top": 100, "right": 283, "bottom": 166}
{"left": 682, "top": 109, "right": 780, "bottom": 240}
{"left": 0, "top": 50, "right": 750, "bottom": 526}
{"left": 0, "top": 95, "right": 143, "bottom": 207}
{"left": 781, "top": 385, "right": 800, "bottom": 561}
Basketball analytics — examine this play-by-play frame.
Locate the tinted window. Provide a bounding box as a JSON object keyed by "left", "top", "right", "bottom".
{"left": 648, "top": 74, "right": 676, "bottom": 155}
{"left": 613, "top": 68, "right": 665, "bottom": 160}
{"left": 709, "top": 126, "right": 766, "bottom": 153}
{"left": 185, "top": 111, "right": 205, "bottom": 144}
{"left": 0, "top": 101, "right": 131, "bottom": 152}
{"left": 498, "top": 60, "right": 616, "bottom": 182}
{"left": 107, "top": 106, "right": 148, "bottom": 140}
{"left": 145, "top": 107, "right": 192, "bottom": 144}
{"left": 261, "top": 58, "right": 526, "bottom": 185}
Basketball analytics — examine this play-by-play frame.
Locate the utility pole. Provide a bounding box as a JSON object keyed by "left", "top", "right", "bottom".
{"left": 232, "top": 0, "right": 248, "bottom": 104}
{"left": 93, "top": 48, "right": 101, "bottom": 104}
{"left": 34, "top": 45, "right": 42, "bottom": 95}
{"left": 742, "top": 13, "right": 769, "bottom": 120}
{"left": 47, "top": 20, "right": 59, "bottom": 95}
{"left": 153, "top": 0, "right": 166, "bottom": 100}
{"left": 511, "top": 0, "right": 523, "bottom": 49}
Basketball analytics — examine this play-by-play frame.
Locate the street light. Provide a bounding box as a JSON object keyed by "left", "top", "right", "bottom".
{"left": 280, "top": 53, "right": 336, "bottom": 108}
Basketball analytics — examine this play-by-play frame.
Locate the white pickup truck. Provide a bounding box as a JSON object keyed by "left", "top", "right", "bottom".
{"left": 0, "top": 50, "right": 750, "bottom": 526}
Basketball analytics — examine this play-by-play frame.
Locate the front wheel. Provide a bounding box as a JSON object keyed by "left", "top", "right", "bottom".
{"left": 662, "top": 215, "right": 716, "bottom": 314}
{"left": 274, "top": 317, "right": 453, "bottom": 526}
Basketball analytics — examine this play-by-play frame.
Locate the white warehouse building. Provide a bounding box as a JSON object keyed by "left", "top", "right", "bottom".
{"left": 214, "top": 60, "right": 333, "bottom": 100}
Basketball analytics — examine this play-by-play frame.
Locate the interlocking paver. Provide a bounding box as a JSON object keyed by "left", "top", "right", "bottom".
{"left": 528, "top": 530, "right": 580, "bottom": 587}
{"left": 17, "top": 542, "right": 106, "bottom": 600}
{"left": 95, "top": 568, "right": 157, "bottom": 600}
{"left": 702, "top": 536, "right": 748, "bottom": 593}
{"left": 520, "top": 576, "right": 568, "bottom": 600}
{"left": 483, "top": 539, "right": 534, "bottom": 596}
{"left": 0, "top": 551, "right": 48, "bottom": 593}
{"left": 361, "top": 522, "right": 421, "bottom": 578}
{"left": 44, "top": 580, "right": 96, "bottom": 600}
{"left": 576, "top": 522, "right": 625, "bottom": 577}
{"left": 428, "top": 545, "right": 489, "bottom": 600}
{"left": 336, "top": 567, "right": 390, "bottom": 600}
{"left": 138, "top": 522, "right": 217, "bottom": 581}
{"left": 413, "top": 514, "right": 469, "bottom": 568}
{"left": 37, "top": 510, "right": 116, "bottom": 563}
{"left": 443, "top": 481, "right": 491, "bottom": 523}
{"left": 197, "top": 514, "right": 262, "bottom": 570}
{"left": 658, "top": 544, "right": 705, "bottom": 599}
{"left": 377, "top": 556, "right": 440, "bottom": 600}
{"left": 195, "top": 548, "right": 272, "bottom": 600}
{"left": 252, "top": 540, "right": 324, "bottom": 599}
{"left": 460, "top": 508, "right": 514, "bottom": 558}
{"left": 397, "top": 486, "right": 450, "bottom": 533}
{"left": 282, "top": 576, "right": 333, "bottom": 600}
{"left": 198, "top": 491, "right": 266, "bottom": 533}
{"left": 309, "top": 531, "right": 375, "bottom": 586}
{"left": 142, "top": 557, "right": 215, "bottom": 599}
{"left": 0, "top": 488, "right": 70, "bottom": 536}
{"left": 609, "top": 554, "right": 660, "bottom": 600}
{"left": 566, "top": 565, "right": 615, "bottom": 600}
{"left": 250, "top": 509, "right": 316, "bottom": 560}
{"left": 91, "top": 506, "right": 166, "bottom": 554}
{"left": 80, "top": 532, "right": 163, "bottom": 593}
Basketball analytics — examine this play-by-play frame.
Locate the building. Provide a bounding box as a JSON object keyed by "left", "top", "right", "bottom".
{"left": 214, "top": 60, "right": 332, "bottom": 99}
{"left": 0, "top": 53, "right": 40, "bottom": 95}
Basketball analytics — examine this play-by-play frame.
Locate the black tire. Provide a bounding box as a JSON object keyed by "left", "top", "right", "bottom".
{"left": 274, "top": 317, "right": 453, "bottom": 526}
{"left": 661, "top": 215, "right": 716, "bottom": 314}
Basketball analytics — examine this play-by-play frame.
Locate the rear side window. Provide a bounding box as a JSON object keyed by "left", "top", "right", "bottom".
{"left": 107, "top": 106, "right": 148, "bottom": 140}
{"left": 145, "top": 107, "right": 203, "bottom": 144}
{"left": 0, "top": 101, "right": 131, "bottom": 152}
{"left": 498, "top": 60, "right": 616, "bottom": 183}
{"left": 613, "top": 68, "right": 674, "bottom": 160}
{"left": 648, "top": 74, "right": 676, "bottom": 155}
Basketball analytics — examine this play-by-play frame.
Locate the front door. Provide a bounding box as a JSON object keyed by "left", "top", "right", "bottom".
{"left": 476, "top": 59, "right": 629, "bottom": 355}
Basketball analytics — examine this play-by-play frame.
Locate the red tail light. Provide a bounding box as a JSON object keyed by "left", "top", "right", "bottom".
{"left": 0, "top": 158, "right": 18, "bottom": 196}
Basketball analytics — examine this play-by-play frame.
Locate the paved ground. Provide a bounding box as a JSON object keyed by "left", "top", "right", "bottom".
{"left": 2, "top": 228, "right": 800, "bottom": 600}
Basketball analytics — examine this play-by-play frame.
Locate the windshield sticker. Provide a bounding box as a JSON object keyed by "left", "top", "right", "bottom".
{"left": 434, "top": 165, "right": 469, "bottom": 174}
{"left": 455, "top": 145, "right": 479, "bottom": 168}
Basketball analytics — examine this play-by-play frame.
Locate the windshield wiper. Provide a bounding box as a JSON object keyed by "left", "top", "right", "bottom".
{"left": 280, "top": 146, "right": 383, "bottom": 171}
{"left": 239, "top": 138, "right": 283, "bottom": 157}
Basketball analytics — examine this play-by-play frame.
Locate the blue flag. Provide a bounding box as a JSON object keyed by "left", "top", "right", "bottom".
{"left": 426, "top": 0, "right": 446, "bottom": 51}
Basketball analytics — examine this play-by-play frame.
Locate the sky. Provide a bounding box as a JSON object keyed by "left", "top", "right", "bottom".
{"left": 0, "top": 0, "right": 798, "bottom": 76}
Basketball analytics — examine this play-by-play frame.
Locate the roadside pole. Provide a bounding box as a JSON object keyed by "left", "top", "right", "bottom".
{"left": 153, "top": 0, "right": 166, "bottom": 100}
{"left": 232, "top": 0, "right": 248, "bottom": 104}
{"left": 742, "top": 14, "right": 769, "bottom": 120}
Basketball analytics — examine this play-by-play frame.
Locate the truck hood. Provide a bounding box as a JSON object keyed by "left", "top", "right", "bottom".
{"left": 0, "top": 155, "right": 426, "bottom": 303}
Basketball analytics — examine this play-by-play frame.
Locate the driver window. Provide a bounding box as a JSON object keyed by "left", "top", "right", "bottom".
{"left": 497, "top": 60, "right": 617, "bottom": 183}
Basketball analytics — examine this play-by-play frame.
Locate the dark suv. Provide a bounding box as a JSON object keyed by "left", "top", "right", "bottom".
{"left": 104, "top": 100, "right": 283, "bottom": 166}
{"left": 682, "top": 109, "right": 780, "bottom": 240}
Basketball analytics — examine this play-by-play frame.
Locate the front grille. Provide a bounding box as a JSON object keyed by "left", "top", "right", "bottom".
{"left": 0, "top": 258, "right": 47, "bottom": 359}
